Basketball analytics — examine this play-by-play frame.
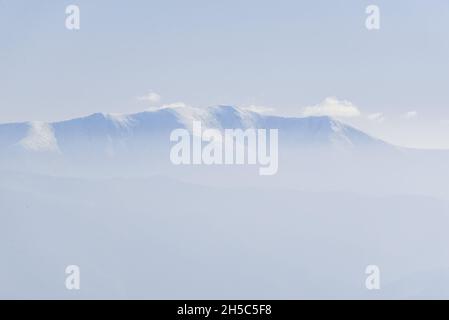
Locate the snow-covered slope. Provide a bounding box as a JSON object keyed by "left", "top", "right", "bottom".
{"left": 0, "top": 105, "right": 388, "bottom": 155}
{"left": 6, "top": 105, "right": 449, "bottom": 198}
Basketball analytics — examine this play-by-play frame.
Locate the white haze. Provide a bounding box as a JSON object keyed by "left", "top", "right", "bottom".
{"left": 1, "top": 105, "right": 449, "bottom": 299}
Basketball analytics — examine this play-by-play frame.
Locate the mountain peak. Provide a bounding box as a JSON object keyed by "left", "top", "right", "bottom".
{"left": 0, "top": 105, "right": 389, "bottom": 155}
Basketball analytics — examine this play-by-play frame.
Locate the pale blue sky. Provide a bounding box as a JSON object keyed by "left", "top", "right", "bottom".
{"left": 1, "top": 0, "right": 449, "bottom": 148}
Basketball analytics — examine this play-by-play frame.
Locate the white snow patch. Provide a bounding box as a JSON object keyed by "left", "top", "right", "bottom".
{"left": 20, "top": 121, "right": 59, "bottom": 152}
{"left": 330, "top": 120, "right": 354, "bottom": 147}
{"left": 153, "top": 103, "right": 218, "bottom": 133}
{"left": 105, "top": 113, "right": 134, "bottom": 129}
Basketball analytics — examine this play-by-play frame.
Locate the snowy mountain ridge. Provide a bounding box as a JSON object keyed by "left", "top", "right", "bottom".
{"left": 0, "top": 105, "right": 388, "bottom": 154}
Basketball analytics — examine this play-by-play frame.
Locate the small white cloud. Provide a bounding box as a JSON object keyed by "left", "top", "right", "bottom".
{"left": 402, "top": 111, "right": 418, "bottom": 119}
{"left": 243, "top": 105, "right": 276, "bottom": 114}
{"left": 161, "top": 102, "right": 189, "bottom": 109}
{"left": 302, "top": 97, "right": 361, "bottom": 118}
{"left": 137, "top": 91, "right": 161, "bottom": 104}
{"left": 367, "top": 112, "right": 385, "bottom": 123}
{"left": 147, "top": 102, "right": 190, "bottom": 112}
